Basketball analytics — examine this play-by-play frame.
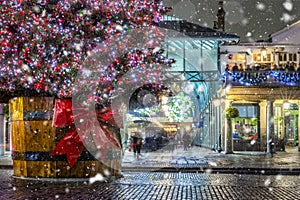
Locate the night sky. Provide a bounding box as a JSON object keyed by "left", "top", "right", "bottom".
{"left": 163, "top": 0, "right": 300, "bottom": 42}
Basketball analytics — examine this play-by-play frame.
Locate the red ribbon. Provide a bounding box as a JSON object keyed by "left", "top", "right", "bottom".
{"left": 52, "top": 99, "right": 74, "bottom": 128}
{"left": 50, "top": 99, "right": 121, "bottom": 168}
{"left": 50, "top": 128, "right": 83, "bottom": 168}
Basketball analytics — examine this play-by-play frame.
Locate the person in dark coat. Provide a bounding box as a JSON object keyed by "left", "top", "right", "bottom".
{"left": 232, "top": 63, "right": 238, "bottom": 72}
{"left": 131, "top": 132, "right": 142, "bottom": 159}
{"left": 182, "top": 133, "right": 191, "bottom": 151}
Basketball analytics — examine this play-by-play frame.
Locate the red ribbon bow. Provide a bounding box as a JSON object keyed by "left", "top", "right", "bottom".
{"left": 50, "top": 99, "right": 121, "bottom": 168}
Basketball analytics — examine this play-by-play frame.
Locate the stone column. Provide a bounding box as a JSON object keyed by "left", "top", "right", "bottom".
{"left": 224, "top": 100, "right": 233, "bottom": 154}
{"left": 216, "top": 102, "right": 222, "bottom": 152}
{"left": 266, "top": 99, "right": 274, "bottom": 157}
{"left": 259, "top": 100, "right": 267, "bottom": 151}
{"left": 208, "top": 103, "right": 212, "bottom": 148}
{"left": 0, "top": 104, "right": 4, "bottom": 156}
{"left": 297, "top": 100, "right": 300, "bottom": 151}
{"left": 221, "top": 100, "right": 226, "bottom": 152}
{"left": 211, "top": 102, "right": 215, "bottom": 149}
{"left": 210, "top": 102, "right": 215, "bottom": 149}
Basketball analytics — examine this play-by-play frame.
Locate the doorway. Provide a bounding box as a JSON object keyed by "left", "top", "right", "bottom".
{"left": 284, "top": 104, "right": 298, "bottom": 146}
{"left": 274, "top": 103, "right": 298, "bottom": 148}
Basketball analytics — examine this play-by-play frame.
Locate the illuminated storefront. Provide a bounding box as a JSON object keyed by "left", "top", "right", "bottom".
{"left": 220, "top": 20, "right": 300, "bottom": 152}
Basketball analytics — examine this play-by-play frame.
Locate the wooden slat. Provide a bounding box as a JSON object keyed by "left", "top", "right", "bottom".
{"left": 23, "top": 97, "right": 54, "bottom": 111}
{"left": 55, "top": 161, "right": 71, "bottom": 178}
{"left": 11, "top": 121, "right": 25, "bottom": 152}
{"left": 24, "top": 120, "right": 56, "bottom": 152}
{"left": 9, "top": 97, "right": 24, "bottom": 120}
{"left": 26, "top": 161, "right": 50, "bottom": 177}
{"left": 70, "top": 161, "right": 85, "bottom": 178}
{"left": 48, "top": 161, "right": 57, "bottom": 178}
{"left": 87, "top": 161, "right": 104, "bottom": 177}
{"left": 13, "top": 160, "right": 27, "bottom": 177}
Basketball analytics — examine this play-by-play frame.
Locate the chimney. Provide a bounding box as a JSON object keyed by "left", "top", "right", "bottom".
{"left": 213, "top": 21, "right": 218, "bottom": 29}
{"left": 216, "top": 1, "right": 225, "bottom": 31}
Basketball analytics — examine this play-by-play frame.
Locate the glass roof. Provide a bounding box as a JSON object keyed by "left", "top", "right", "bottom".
{"left": 156, "top": 16, "right": 237, "bottom": 118}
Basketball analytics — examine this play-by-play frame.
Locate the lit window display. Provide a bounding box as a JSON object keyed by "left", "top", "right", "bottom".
{"left": 274, "top": 103, "right": 299, "bottom": 147}
{"left": 231, "top": 105, "right": 259, "bottom": 141}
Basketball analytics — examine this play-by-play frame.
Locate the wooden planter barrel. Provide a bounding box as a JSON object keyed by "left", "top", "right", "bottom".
{"left": 10, "top": 97, "right": 121, "bottom": 178}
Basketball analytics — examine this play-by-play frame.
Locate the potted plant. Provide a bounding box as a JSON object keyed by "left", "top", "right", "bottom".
{"left": 226, "top": 106, "right": 239, "bottom": 119}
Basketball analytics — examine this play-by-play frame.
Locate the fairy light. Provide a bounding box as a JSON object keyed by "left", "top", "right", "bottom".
{"left": 223, "top": 70, "right": 300, "bottom": 86}
{"left": 0, "top": 0, "right": 172, "bottom": 98}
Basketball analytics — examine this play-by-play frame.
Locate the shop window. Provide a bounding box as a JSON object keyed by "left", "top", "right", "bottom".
{"left": 274, "top": 103, "right": 299, "bottom": 146}
{"left": 231, "top": 105, "right": 259, "bottom": 142}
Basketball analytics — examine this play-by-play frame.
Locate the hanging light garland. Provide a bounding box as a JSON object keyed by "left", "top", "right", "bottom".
{"left": 222, "top": 70, "right": 300, "bottom": 86}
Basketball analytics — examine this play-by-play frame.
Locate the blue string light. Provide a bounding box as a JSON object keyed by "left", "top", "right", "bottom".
{"left": 222, "top": 70, "right": 300, "bottom": 86}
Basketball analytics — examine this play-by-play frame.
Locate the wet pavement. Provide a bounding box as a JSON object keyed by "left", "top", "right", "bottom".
{"left": 0, "top": 169, "right": 300, "bottom": 199}
{"left": 122, "top": 145, "right": 300, "bottom": 174}
{"left": 0, "top": 146, "right": 300, "bottom": 199}
{"left": 2, "top": 146, "right": 300, "bottom": 173}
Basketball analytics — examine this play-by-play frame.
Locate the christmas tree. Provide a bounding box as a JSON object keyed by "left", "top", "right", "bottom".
{"left": 1, "top": 0, "right": 174, "bottom": 168}
{"left": 0, "top": 0, "right": 173, "bottom": 99}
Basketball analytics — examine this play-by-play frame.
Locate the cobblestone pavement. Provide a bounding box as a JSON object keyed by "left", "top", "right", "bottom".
{"left": 1, "top": 169, "right": 300, "bottom": 200}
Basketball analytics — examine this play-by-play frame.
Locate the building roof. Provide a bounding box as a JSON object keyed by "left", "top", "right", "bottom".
{"left": 270, "top": 20, "right": 300, "bottom": 38}
{"left": 269, "top": 19, "right": 300, "bottom": 45}
{"left": 157, "top": 20, "right": 239, "bottom": 41}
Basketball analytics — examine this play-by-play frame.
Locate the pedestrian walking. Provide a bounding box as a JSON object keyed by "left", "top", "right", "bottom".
{"left": 280, "top": 136, "right": 286, "bottom": 151}
{"left": 182, "top": 133, "right": 191, "bottom": 151}
{"left": 131, "top": 132, "right": 142, "bottom": 159}
{"left": 167, "top": 135, "right": 175, "bottom": 152}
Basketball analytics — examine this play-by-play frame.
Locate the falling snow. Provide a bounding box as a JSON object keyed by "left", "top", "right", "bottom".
{"left": 164, "top": 0, "right": 300, "bottom": 42}
{"left": 283, "top": 0, "right": 293, "bottom": 11}
{"left": 1, "top": 1, "right": 300, "bottom": 199}
{"left": 256, "top": 2, "right": 266, "bottom": 11}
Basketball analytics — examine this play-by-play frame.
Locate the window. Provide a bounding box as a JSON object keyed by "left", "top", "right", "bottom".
{"left": 279, "top": 53, "right": 287, "bottom": 61}
{"left": 231, "top": 105, "right": 259, "bottom": 141}
{"left": 226, "top": 53, "right": 247, "bottom": 71}
{"left": 279, "top": 53, "right": 296, "bottom": 62}
{"left": 278, "top": 53, "right": 297, "bottom": 68}
{"left": 227, "top": 53, "right": 246, "bottom": 62}
{"left": 227, "top": 53, "right": 237, "bottom": 62}
{"left": 253, "top": 53, "right": 271, "bottom": 62}
{"left": 264, "top": 54, "right": 271, "bottom": 62}
{"left": 289, "top": 53, "right": 297, "bottom": 62}
{"left": 237, "top": 54, "right": 246, "bottom": 62}
{"left": 274, "top": 103, "right": 298, "bottom": 144}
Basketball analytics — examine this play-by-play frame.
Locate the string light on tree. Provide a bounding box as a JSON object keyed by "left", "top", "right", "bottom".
{"left": 0, "top": 0, "right": 173, "bottom": 99}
